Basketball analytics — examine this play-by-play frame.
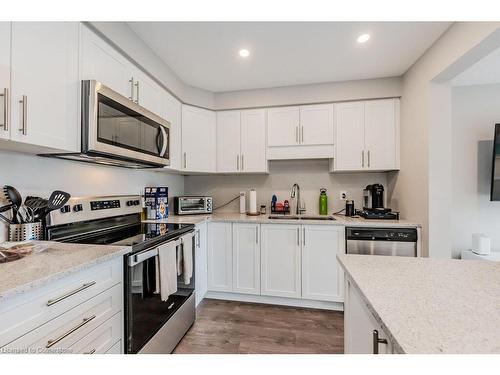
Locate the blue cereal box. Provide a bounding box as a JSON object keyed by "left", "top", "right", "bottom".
{"left": 144, "top": 187, "right": 169, "bottom": 219}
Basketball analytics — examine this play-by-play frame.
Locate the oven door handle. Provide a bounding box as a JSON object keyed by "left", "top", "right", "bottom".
{"left": 129, "top": 248, "right": 158, "bottom": 267}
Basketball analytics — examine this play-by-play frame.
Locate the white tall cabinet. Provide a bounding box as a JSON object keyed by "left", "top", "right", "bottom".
{"left": 333, "top": 98, "right": 400, "bottom": 172}
{"left": 0, "top": 22, "right": 10, "bottom": 140}
{"left": 182, "top": 105, "right": 216, "bottom": 173}
{"left": 232, "top": 223, "right": 260, "bottom": 295}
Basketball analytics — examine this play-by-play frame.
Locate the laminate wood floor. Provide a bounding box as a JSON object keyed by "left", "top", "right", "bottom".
{"left": 173, "top": 299, "right": 344, "bottom": 354}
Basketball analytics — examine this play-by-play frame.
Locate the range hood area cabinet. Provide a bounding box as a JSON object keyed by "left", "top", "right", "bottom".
{"left": 266, "top": 103, "right": 334, "bottom": 160}
{"left": 0, "top": 22, "right": 79, "bottom": 152}
{"left": 216, "top": 109, "right": 268, "bottom": 173}
{"left": 331, "top": 98, "right": 400, "bottom": 172}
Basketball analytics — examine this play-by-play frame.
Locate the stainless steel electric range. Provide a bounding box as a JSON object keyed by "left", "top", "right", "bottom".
{"left": 45, "top": 195, "right": 196, "bottom": 354}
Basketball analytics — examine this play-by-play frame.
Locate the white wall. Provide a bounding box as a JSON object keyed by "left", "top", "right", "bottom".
{"left": 214, "top": 77, "right": 402, "bottom": 110}
{"left": 0, "top": 150, "right": 184, "bottom": 241}
{"left": 451, "top": 84, "right": 500, "bottom": 257}
{"left": 185, "top": 159, "right": 387, "bottom": 215}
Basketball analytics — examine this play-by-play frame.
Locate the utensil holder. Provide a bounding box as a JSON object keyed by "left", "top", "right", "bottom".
{"left": 8, "top": 222, "right": 43, "bottom": 241}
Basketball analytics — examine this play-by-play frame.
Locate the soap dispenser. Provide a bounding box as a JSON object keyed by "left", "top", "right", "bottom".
{"left": 319, "top": 188, "right": 328, "bottom": 215}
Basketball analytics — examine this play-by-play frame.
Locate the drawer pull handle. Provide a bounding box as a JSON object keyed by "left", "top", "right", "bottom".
{"left": 168, "top": 302, "right": 175, "bottom": 309}
{"left": 84, "top": 348, "right": 96, "bottom": 354}
{"left": 46, "top": 315, "right": 96, "bottom": 348}
{"left": 372, "top": 329, "right": 388, "bottom": 354}
{"left": 46, "top": 281, "right": 96, "bottom": 306}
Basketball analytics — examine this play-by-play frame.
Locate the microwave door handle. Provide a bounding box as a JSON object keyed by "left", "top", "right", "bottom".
{"left": 160, "top": 126, "right": 168, "bottom": 157}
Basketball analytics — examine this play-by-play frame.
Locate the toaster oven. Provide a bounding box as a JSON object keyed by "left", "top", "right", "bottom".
{"left": 174, "top": 196, "right": 213, "bottom": 215}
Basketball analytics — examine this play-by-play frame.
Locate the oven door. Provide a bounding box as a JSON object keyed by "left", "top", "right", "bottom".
{"left": 125, "top": 234, "right": 195, "bottom": 354}
{"left": 178, "top": 197, "right": 207, "bottom": 214}
{"left": 82, "top": 80, "right": 170, "bottom": 167}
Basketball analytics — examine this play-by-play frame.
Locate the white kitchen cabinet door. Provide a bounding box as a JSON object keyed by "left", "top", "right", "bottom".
{"left": 299, "top": 104, "right": 334, "bottom": 146}
{"left": 232, "top": 223, "right": 260, "bottom": 295}
{"left": 364, "top": 99, "right": 398, "bottom": 171}
{"left": 260, "top": 224, "right": 301, "bottom": 298}
{"left": 164, "top": 91, "right": 182, "bottom": 171}
{"left": 182, "top": 105, "right": 216, "bottom": 173}
{"left": 240, "top": 109, "right": 267, "bottom": 173}
{"left": 334, "top": 101, "right": 365, "bottom": 171}
{"left": 10, "top": 22, "right": 79, "bottom": 152}
{"left": 207, "top": 222, "right": 233, "bottom": 292}
{"left": 194, "top": 222, "right": 208, "bottom": 306}
{"left": 267, "top": 106, "right": 300, "bottom": 147}
{"left": 80, "top": 25, "right": 132, "bottom": 99}
{"left": 344, "top": 278, "right": 393, "bottom": 354}
{"left": 133, "top": 69, "right": 166, "bottom": 119}
{"left": 0, "top": 22, "right": 10, "bottom": 140}
{"left": 301, "top": 225, "right": 344, "bottom": 302}
{"left": 216, "top": 111, "right": 241, "bottom": 173}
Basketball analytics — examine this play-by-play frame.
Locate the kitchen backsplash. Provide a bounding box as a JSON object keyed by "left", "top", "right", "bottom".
{"left": 185, "top": 159, "right": 389, "bottom": 214}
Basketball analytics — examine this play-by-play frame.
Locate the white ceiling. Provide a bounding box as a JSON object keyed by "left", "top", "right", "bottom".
{"left": 452, "top": 46, "right": 500, "bottom": 86}
{"left": 128, "top": 22, "right": 451, "bottom": 92}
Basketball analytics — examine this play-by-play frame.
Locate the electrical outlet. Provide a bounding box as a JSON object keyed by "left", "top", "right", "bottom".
{"left": 340, "top": 191, "right": 347, "bottom": 200}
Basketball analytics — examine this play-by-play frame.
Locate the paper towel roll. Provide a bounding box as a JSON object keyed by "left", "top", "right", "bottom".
{"left": 249, "top": 189, "right": 257, "bottom": 214}
{"left": 239, "top": 191, "right": 246, "bottom": 214}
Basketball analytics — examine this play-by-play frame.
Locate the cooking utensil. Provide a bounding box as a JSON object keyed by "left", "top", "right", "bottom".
{"left": 0, "top": 203, "right": 12, "bottom": 213}
{"left": 16, "top": 205, "right": 35, "bottom": 224}
{"left": 25, "top": 196, "right": 49, "bottom": 221}
{"left": 0, "top": 213, "right": 12, "bottom": 225}
{"left": 3, "top": 186, "right": 22, "bottom": 223}
{"left": 43, "top": 190, "right": 71, "bottom": 217}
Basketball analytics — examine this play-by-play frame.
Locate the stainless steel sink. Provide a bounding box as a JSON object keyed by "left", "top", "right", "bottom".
{"left": 267, "top": 215, "right": 336, "bottom": 221}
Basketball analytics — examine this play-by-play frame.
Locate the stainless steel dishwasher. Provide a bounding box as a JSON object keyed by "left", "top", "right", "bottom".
{"left": 345, "top": 227, "right": 418, "bottom": 257}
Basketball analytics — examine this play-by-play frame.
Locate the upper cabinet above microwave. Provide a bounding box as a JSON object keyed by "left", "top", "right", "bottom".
{"left": 267, "top": 104, "right": 334, "bottom": 160}
{"left": 80, "top": 26, "right": 167, "bottom": 120}
{"left": 331, "top": 98, "right": 400, "bottom": 172}
{"left": 0, "top": 22, "right": 79, "bottom": 152}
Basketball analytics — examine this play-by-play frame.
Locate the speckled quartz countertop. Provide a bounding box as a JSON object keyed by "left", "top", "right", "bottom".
{"left": 0, "top": 242, "right": 130, "bottom": 302}
{"left": 144, "top": 212, "right": 421, "bottom": 227}
{"left": 337, "top": 254, "right": 500, "bottom": 354}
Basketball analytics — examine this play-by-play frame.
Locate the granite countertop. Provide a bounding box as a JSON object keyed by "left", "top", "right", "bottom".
{"left": 337, "top": 254, "right": 500, "bottom": 354}
{"left": 0, "top": 242, "right": 130, "bottom": 302}
{"left": 144, "top": 212, "right": 421, "bottom": 227}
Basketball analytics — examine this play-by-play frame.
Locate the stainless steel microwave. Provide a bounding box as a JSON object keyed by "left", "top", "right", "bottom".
{"left": 174, "top": 196, "right": 213, "bottom": 215}
{"left": 41, "top": 80, "right": 170, "bottom": 168}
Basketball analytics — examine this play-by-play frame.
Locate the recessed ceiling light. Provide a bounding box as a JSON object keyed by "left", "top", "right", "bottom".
{"left": 239, "top": 49, "right": 250, "bottom": 58}
{"left": 356, "top": 34, "right": 371, "bottom": 44}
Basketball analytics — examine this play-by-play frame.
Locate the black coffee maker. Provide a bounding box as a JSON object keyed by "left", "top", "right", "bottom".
{"left": 363, "top": 184, "right": 385, "bottom": 210}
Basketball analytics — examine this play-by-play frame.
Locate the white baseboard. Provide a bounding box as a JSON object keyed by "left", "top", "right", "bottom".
{"left": 204, "top": 291, "right": 344, "bottom": 311}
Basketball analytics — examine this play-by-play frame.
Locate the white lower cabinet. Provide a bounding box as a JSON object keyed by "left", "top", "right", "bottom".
{"left": 194, "top": 222, "right": 208, "bottom": 306}
{"left": 301, "top": 225, "right": 344, "bottom": 302}
{"left": 232, "top": 223, "right": 260, "bottom": 295}
{"left": 207, "top": 222, "right": 233, "bottom": 292}
{"left": 344, "top": 277, "right": 393, "bottom": 354}
{"left": 260, "top": 224, "right": 302, "bottom": 298}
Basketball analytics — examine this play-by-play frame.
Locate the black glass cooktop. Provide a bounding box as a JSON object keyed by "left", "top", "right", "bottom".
{"left": 47, "top": 214, "right": 194, "bottom": 254}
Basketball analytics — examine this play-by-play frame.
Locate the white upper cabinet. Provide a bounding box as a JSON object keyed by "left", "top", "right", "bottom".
{"left": 299, "top": 104, "right": 334, "bottom": 146}
{"left": 216, "top": 108, "right": 267, "bottom": 174}
{"left": 10, "top": 22, "right": 79, "bottom": 152}
{"left": 232, "top": 223, "right": 261, "bottom": 295}
{"left": 131, "top": 68, "right": 167, "bottom": 119}
{"left": 260, "top": 224, "right": 301, "bottom": 299}
{"left": 333, "top": 99, "right": 400, "bottom": 172}
{"left": 364, "top": 99, "right": 399, "bottom": 171}
{"left": 267, "top": 106, "right": 299, "bottom": 147}
{"left": 301, "top": 225, "right": 343, "bottom": 302}
{"left": 182, "top": 104, "right": 216, "bottom": 173}
{"left": 334, "top": 101, "right": 365, "bottom": 171}
{"left": 216, "top": 111, "right": 241, "bottom": 173}
{"left": 0, "top": 22, "right": 10, "bottom": 141}
{"left": 240, "top": 109, "right": 267, "bottom": 173}
{"left": 164, "top": 91, "right": 182, "bottom": 171}
{"left": 81, "top": 25, "right": 132, "bottom": 99}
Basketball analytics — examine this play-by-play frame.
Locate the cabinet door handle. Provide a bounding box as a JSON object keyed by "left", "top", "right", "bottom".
{"left": 196, "top": 229, "right": 201, "bottom": 247}
{"left": 129, "top": 77, "right": 134, "bottom": 100}
{"left": 183, "top": 152, "right": 187, "bottom": 169}
{"left": 46, "top": 315, "right": 96, "bottom": 348}
{"left": 372, "top": 330, "right": 388, "bottom": 354}
{"left": 46, "top": 281, "right": 96, "bottom": 306}
{"left": 19, "top": 95, "right": 27, "bottom": 135}
{"left": 236, "top": 155, "right": 239, "bottom": 171}
{"left": 361, "top": 150, "right": 365, "bottom": 168}
{"left": 368, "top": 150, "right": 371, "bottom": 168}
{"left": 134, "top": 81, "right": 140, "bottom": 104}
{"left": 255, "top": 227, "right": 258, "bottom": 244}
{"left": 302, "top": 227, "right": 306, "bottom": 246}
{"left": 295, "top": 126, "right": 299, "bottom": 143}
{"left": 301, "top": 126, "right": 304, "bottom": 143}
{"left": 1, "top": 88, "right": 8, "bottom": 131}
{"left": 297, "top": 227, "right": 300, "bottom": 246}
{"left": 241, "top": 154, "right": 244, "bottom": 171}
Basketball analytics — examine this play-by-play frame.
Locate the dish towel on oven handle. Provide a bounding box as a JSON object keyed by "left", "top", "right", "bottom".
{"left": 180, "top": 233, "right": 193, "bottom": 285}
{"left": 156, "top": 239, "right": 179, "bottom": 301}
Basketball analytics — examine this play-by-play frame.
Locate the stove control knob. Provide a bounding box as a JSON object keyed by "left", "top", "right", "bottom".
{"left": 73, "top": 204, "right": 83, "bottom": 212}
{"left": 133, "top": 200, "right": 140, "bottom": 206}
{"left": 60, "top": 205, "right": 71, "bottom": 214}
{"left": 126, "top": 200, "right": 136, "bottom": 206}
